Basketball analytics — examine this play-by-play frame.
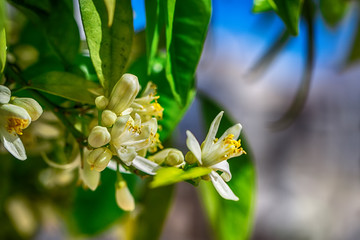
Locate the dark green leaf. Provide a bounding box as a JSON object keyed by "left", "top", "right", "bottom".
{"left": 79, "top": 0, "right": 134, "bottom": 96}
{"left": 132, "top": 184, "right": 174, "bottom": 240}
{"left": 198, "top": 93, "right": 256, "bottom": 240}
{"left": 346, "top": 16, "right": 360, "bottom": 66}
{"left": 273, "top": 0, "right": 303, "bottom": 36}
{"left": 319, "top": 0, "right": 348, "bottom": 27}
{"left": 0, "top": 0, "right": 5, "bottom": 75}
{"left": 150, "top": 167, "right": 212, "bottom": 188}
{"left": 9, "top": 0, "right": 80, "bottom": 64}
{"left": 28, "top": 71, "right": 102, "bottom": 104}
{"left": 166, "top": 0, "right": 211, "bottom": 105}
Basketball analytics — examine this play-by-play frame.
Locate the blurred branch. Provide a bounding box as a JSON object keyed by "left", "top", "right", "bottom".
{"left": 269, "top": 0, "right": 315, "bottom": 130}
{"left": 246, "top": 29, "right": 290, "bottom": 82}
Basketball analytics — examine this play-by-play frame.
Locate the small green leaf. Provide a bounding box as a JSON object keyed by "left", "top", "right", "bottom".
{"left": 79, "top": 0, "right": 134, "bottom": 96}
{"left": 319, "top": 0, "right": 348, "bottom": 28}
{"left": 0, "top": 28, "right": 5, "bottom": 75}
{"left": 273, "top": 0, "right": 303, "bottom": 36}
{"left": 150, "top": 167, "right": 212, "bottom": 188}
{"left": 166, "top": 0, "right": 211, "bottom": 105}
{"left": 252, "top": 0, "right": 274, "bottom": 13}
{"left": 198, "top": 94, "right": 256, "bottom": 240}
{"left": 28, "top": 71, "right": 102, "bottom": 104}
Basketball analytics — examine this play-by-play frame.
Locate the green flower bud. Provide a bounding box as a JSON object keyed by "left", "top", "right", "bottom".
{"left": 95, "top": 95, "right": 108, "bottom": 110}
{"left": 185, "top": 151, "right": 197, "bottom": 165}
{"left": 87, "top": 147, "right": 113, "bottom": 172}
{"left": 11, "top": 97, "right": 43, "bottom": 121}
{"left": 88, "top": 126, "right": 111, "bottom": 148}
{"left": 101, "top": 110, "right": 117, "bottom": 127}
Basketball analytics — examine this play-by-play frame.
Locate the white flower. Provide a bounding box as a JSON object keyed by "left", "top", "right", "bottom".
{"left": 0, "top": 85, "right": 42, "bottom": 160}
{"left": 110, "top": 113, "right": 160, "bottom": 175}
{"left": 185, "top": 111, "right": 245, "bottom": 201}
{"left": 131, "top": 81, "right": 163, "bottom": 121}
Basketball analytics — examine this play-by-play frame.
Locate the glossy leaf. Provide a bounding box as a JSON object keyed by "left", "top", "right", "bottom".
{"left": 150, "top": 167, "right": 211, "bottom": 188}
{"left": 319, "top": 0, "right": 348, "bottom": 28}
{"left": 28, "top": 71, "right": 102, "bottom": 104}
{"left": 9, "top": 0, "right": 80, "bottom": 64}
{"left": 273, "top": 0, "right": 303, "bottom": 36}
{"left": 166, "top": 0, "right": 211, "bottom": 105}
{"left": 131, "top": 184, "right": 174, "bottom": 240}
{"left": 198, "top": 94, "right": 256, "bottom": 240}
{"left": 79, "top": 0, "right": 134, "bottom": 96}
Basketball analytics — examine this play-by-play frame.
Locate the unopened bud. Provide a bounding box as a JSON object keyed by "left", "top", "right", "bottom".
{"left": 87, "top": 147, "right": 113, "bottom": 172}
{"left": 101, "top": 110, "right": 117, "bottom": 127}
{"left": 115, "top": 181, "right": 135, "bottom": 211}
{"left": 108, "top": 74, "right": 140, "bottom": 115}
{"left": 11, "top": 97, "right": 43, "bottom": 121}
{"left": 149, "top": 148, "right": 184, "bottom": 166}
{"left": 95, "top": 95, "right": 108, "bottom": 110}
{"left": 185, "top": 151, "right": 197, "bottom": 164}
{"left": 88, "top": 126, "right": 111, "bottom": 148}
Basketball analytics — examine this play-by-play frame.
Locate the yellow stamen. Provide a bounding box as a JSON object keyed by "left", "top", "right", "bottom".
{"left": 222, "top": 134, "right": 246, "bottom": 157}
{"left": 6, "top": 117, "right": 29, "bottom": 135}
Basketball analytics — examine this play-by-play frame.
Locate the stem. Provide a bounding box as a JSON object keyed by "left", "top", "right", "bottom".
{"left": 5, "top": 64, "right": 87, "bottom": 146}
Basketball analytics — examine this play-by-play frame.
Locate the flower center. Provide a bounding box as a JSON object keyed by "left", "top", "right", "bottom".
{"left": 222, "top": 134, "right": 245, "bottom": 159}
{"left": 6, "top": 117, "right": 29, "bottom": 135}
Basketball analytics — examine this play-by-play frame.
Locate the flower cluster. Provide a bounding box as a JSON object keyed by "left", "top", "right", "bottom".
{"left": 0, "top": 85, "right": 43, "bottom": 160}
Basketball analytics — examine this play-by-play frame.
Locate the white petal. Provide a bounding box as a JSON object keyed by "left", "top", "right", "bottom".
{"left": 185, "top": 130, "right": 202, "bottom": 164}
{"left": 202, "top": 111, "right": 223, "bottom": 153}
{"left": 79, "top": 159, "right": 100, "bottom": 191}
{"left": 116, "top": 146, "right": 137, "bottom": 165}
{"left": 0, "top": 85, "right": 11, "bottom": 104}
{"left": 211, "top": 161, "right": 232, "bottom": 182}
{"left": 131, "top": 156, "right": 160, "bottom": 175}
{"left": 209, "top": 171, "right": 239, "bottom": 201}
{"left": 0, "top": 128, "right": 27, "bottom": 160}
{"left": 107, "top": 160, "right": 131, "bottom": 174}
{"left": 111, "top": 115, "right": 130, "bottom": 139}
{"left": 218, "top": 123, "right": 242, "bottom": 142}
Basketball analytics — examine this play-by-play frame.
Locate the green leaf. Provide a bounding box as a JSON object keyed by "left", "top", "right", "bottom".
{"left": 252, "top": 0, "right": 274, "bottom": 13}
{"left": 165, "top": 0, "right": 211, "bottom": 105}
{"left": 319, "top": 0, "right": 348, "bottom": 28}
{"left": 0, "top": 0, "right": 5, "bottom": 75}
{"left": 346, "top": 17, "right": 360, "bottom": 66}
{"left": 131, "top": 184, "right": 174, "bottom": 240}
{"left": 273, "top": 0, "right": 303, "bottom": 36}
{"left": 145, "top": 0, "right": 162, "bottom": 75}
{"left": 150, "top": 167, "right": 211, "bottom": 188}
{"left": 27, "top": 71, "right": 102, "bottom": 104}
{"left": 198, "top": 94, "right": 256, "bottom": 240}
{"left": 79, "top": 0, "right": 134, "bottom": 96}
{"left": 9, "top": 0, "right": 80, "bottom": 64}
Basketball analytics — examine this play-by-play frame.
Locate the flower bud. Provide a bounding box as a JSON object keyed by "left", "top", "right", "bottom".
{"left": 149, "top": 148, "right": 184, "bottom": 166}
{"left": 79, "top": 156, "right": 100, "bottom": 191}
{"left": 95, "top": 95, "right": 108, "bottom": 110}
{"left": 115, "top": 180, "right": 135, "bottom": 211}
{"left": 87, "top": 147, "right": 113, "bottom": 172}
{"left": 11, "top": 97, "right": 43, "bottom": 121}
{"left": 0, "top": 85, "right": 11, "bottom": 104}
{"left": 185, "top": 151, "right": 198, "bottom": 164}
{"left": 88, "top": 126, "right": 111, "bottom": 148}
{"left": 107, "top": 74, "right": 140, "bottom": 115}
{"left": 101, "top": 110, "right": 117, "bottom": 127}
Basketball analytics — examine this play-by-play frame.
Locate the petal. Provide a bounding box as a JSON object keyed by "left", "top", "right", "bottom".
{"left": 131, "top": 156, "right": 160, "bottom": 175}
{"left": 0, "top": 127, "right": 27, "bottom": 160}
{"left": 116, "top": 183, "right": 135, "bottom": 211}
{"left": 107, "top": 160, "right": 131, "bottom": 174}
{"left": 185, "top": 130, "right": 202, "bottom": 164}
{"left": 202, "top": 111, "right": 223, "bottom": 153}
{"left": 218, "top": 123, "right": 242, "bottom": 142}
{"left": 116, "top": 146, "right": 137, "bottom": 165}
{"left": 209, "top": 171, "right": 239, "bottom": 201}
{"left": 0, "top": 85, "right": 11, "bottom": 104}
{"left": 0, "top": 104, "right": 31, "bottom": 126}
{"left": 211, "top": 161, "right": 232, "bottom": 182}
{"left": 111, "top": 115, "right": 130, "bottom": 139}
{"left": 11, "top": 98, "right": 43, "bottom": 121}
{"left": 79, "top": 159, "right": 100, "bottom": 191}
